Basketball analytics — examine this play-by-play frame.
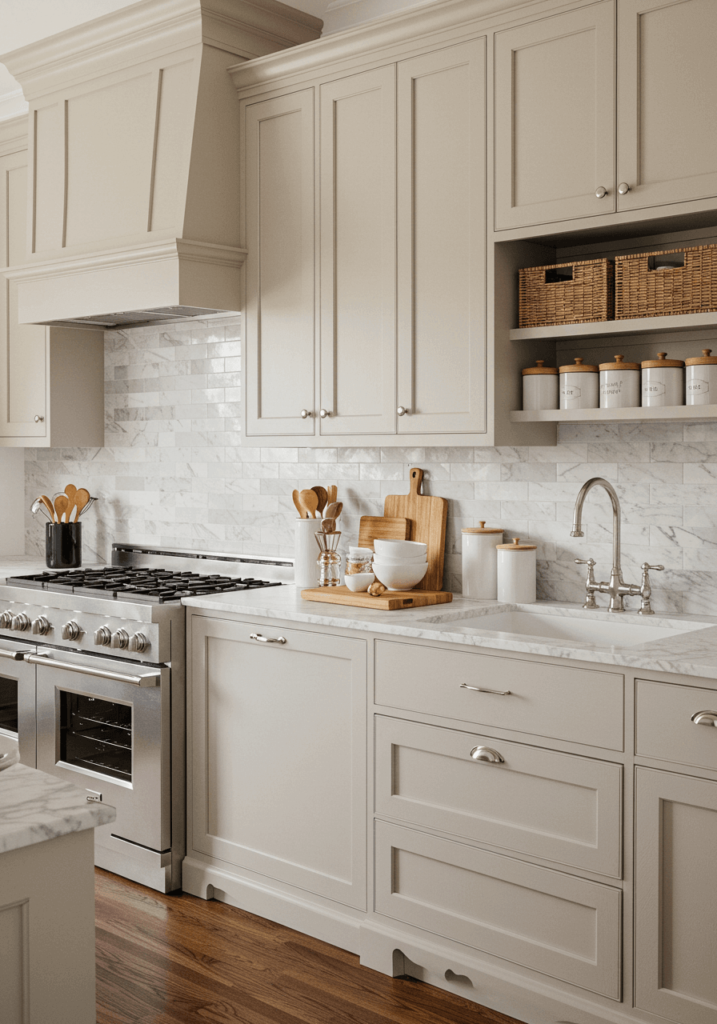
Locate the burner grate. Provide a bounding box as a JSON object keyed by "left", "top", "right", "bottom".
{"left": 4, "top": 568, "right": 283, "bottom": 602}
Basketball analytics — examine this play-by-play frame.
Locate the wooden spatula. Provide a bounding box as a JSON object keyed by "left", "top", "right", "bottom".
{"left": 311, "top": 486, "right": 328, "bottom": 516}
{"left": 54, "top": 494, "right": 70, "bottom": 523}
{"left": 40, "top": 494, "right": 56, "bottom": 523}
{"left": 292, "top": 489, "right": 305, "bottom": 517}
{"left": 299, "top": 489, "right": 319, "bottom": 518}
{"left": 324, "top": 501, "right": 342, "bottom": 522}
{"left": 72, "top": 488, "right": 91, "bottom": 522}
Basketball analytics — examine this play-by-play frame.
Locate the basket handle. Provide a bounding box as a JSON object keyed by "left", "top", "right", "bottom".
{"left": 545, "top": 266, "right": 574, "bottom": 284}
{"left": 648, "top": 253, "right": 685, "bottom": 272}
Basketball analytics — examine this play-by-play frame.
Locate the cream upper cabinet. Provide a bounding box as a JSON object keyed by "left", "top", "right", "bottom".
{"left": 494, "top": 2, "right": 616, "bottom": 230}
{"left": 396, "top": 40, "right": 486, "bottom": 435}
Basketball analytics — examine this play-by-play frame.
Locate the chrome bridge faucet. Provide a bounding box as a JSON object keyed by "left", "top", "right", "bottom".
{"left": 570, "top": 477, "right": 663, "bottom": 614}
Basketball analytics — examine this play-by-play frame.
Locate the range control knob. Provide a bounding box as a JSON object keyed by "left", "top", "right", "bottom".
{"left": 0, "top": 610, "right": 13, "bottom": 629}
{"left": 128, "top": 632, "right": 149, "bottom": 654}
{"left": 93, "top": 626, "right": 112, "bottom": 647}
{"left": 11, "top": 613, "right": 31, "bottom": 631}
{"left": 31, "top": 616, "right": 51, "bottom": 636}
{"left": 110, "top": 629, "right": 129, "bottom": 650}
{"left": 61, "top": 620, "right": 82, "bottom": 641}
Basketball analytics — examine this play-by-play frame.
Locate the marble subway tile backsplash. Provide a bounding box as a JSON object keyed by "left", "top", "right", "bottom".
{"left": 23, "top": 315, "right": 717, "bottom": 615}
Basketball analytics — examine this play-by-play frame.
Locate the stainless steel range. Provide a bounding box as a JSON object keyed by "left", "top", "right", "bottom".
{"left": 0, "top": 545, "right": 292, "bottom": 892}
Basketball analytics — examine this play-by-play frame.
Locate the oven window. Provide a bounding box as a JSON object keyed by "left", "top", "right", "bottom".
{"left": 0, "top": 676, "right": 18, "bottom": 736}
{"left": 60, "top": 693, "right": 132, "bottom": 782}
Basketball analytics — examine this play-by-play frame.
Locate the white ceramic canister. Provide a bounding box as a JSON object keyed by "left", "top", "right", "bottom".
{"left": 559, "top": 357, "right": 599, "bottom": 410}
{"left": 294, "top": 517, "right": 324, "bottom": 588}
{"left": 685, "top": 348, "right": 717, "bottom": 406}
{"left": 462, "top": 522, "right": 504, "bottom": 599}
{"left": 522, "top": 360, "right": 558, "bottom": 411}
{"left": 599, "top": 354, "right": 641, "bottom": 409}
{"left": 496, "top": 537, "right": 537, "bottom": 604}
{"left": 641, "top": 352, "right": 684, "bottom": 407}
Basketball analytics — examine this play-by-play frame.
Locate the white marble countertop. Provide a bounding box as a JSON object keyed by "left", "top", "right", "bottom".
{"left": 0, "top": 762, "right": 116, "bottom": 855}
{"left": 182, "top": 585, "right": 717, "bottom": 682}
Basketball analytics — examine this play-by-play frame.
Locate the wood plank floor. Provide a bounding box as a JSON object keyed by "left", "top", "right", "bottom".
{"left": 95, "top": 869, "right": 526, "bottom": 1024}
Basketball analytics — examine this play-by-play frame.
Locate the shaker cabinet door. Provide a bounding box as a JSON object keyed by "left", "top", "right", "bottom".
{"left": 397, "top": 39, "right": 487, "bottom": 435}
{"left": 494, "top": 2, "right": 616, "bottom": 230}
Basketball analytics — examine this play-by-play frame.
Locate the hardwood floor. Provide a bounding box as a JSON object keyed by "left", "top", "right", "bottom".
{"left": 95, "top": 869, "right": 526, "bottom": 1024}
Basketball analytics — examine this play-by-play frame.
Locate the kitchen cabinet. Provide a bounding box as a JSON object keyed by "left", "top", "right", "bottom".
{"left": 0, "top": 117, "right": 104, "bottom": 448}
{"left": 495, "top": 0, "right": 717, "bottom": 231}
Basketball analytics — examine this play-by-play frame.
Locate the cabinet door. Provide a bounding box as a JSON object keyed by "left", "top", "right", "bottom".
{"left": 494, "top": 2, "right": 616, "bottom": 229}
{"left": 189, "top": 616, "right": 367, "bottom": 909}
{"left": 397, "top": 40, "right": 487, "bottom": 435}
{"left": 0, "top": 150, "right": 47, "bottom": 439}
{"left": 635, "top": 768, "right": 717, "bottom": 1024}
{"left": 243, "top": 90, "right": 317, "bottom": 437}
{"left": 617, "top": 0, "right": 717, "bottom": 211}
{"left": 319, "top": 67, "right": 396, "bottom": 435}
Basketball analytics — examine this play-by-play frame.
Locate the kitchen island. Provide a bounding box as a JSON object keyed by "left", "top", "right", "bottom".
{"left": 0, "top": 762, "right": 115, "bottom": 1024}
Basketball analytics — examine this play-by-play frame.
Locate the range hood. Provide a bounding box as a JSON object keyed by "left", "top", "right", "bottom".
{"left": 1, "top": 0, "right": 322, "bottom": 328}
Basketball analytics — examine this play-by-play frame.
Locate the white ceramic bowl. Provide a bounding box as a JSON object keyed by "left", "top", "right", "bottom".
{"left": 372, "top": 553, "right": 427, "bottom": 566}
{"left": 373, "top": 539, "right": 427, "bottom": 560}
{"left": 372, "top": 560, "right": 428, "bottom": 590}
{"left": 344, "top": 572, "right": 375, "bottom": 592}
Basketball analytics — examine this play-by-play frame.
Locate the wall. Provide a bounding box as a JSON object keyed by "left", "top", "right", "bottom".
{"left": 23, "top": 314, "right": 717, "bottom": 616}
{"left": 0, "top": 448, "right": 25, "bottom": 554}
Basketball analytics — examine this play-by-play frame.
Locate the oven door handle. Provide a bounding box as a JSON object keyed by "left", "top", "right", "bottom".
{"left": 0, "top": 648, "right": 31, "bottom": 661}
{"left": 23, "top": 653, "right": 160, "bottom": 687}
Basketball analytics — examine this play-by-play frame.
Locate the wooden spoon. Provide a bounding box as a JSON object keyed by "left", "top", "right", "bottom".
{"left": 324, "top": 501, "right": 343, "bottom": 522}
{"left": 54, "top": 494, "right": 70, "bottom": 523}
{"left": 311, "top": 486, "right": 328, "bottom": 516}
{"left": 321, "top": 517, "right": 336, "bottom": 533}
{"left": 39, "top": 494, "right": 56, "bottom": 523}
{"left": 299, "top": 489, "right": 319, "bottom": 519}
{"left": 64, "top": 484, "right": 77, "bottom": 504}
{"left": 326, "top": 485, "right": 338, "bottom": 506}
{"left": 72, "top": 488, "right": 90, "bottom": 522}
{"left": 292, "top": 489, "right": 305, "bottom": 517}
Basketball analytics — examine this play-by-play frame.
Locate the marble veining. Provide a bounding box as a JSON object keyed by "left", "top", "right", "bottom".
{"left": 0, "top": 763, "right": 116, "bottom": 855}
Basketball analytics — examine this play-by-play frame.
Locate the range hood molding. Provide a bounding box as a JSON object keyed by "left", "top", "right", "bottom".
{"left": 1, "top": 0, "right": 322, "bottom": 328}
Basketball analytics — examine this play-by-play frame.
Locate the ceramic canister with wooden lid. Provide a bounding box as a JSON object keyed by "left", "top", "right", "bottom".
{"left": 641, "top": 352, "right": 684, "bottom": 407}
{"left": 559, "top": 357, "right": 599, "bottom": 410}
{"left": 685, "top": 349, "right": 717, "bottom": 406}
{"left": 462, "top": 522, "right": 504, "bottom": 599}
{"left": 496, "top": 538, "right": 537, "bottom": 604}
{"left": 522, "top": 360, "right": 558, "bottom": 411}
{"left": 599, "top": 354, "right": 641, "bottom": 409}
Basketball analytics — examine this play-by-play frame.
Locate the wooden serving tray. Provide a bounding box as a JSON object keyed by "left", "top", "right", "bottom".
{"left": 301, "top": 586, "right": 453, "bottom": 611}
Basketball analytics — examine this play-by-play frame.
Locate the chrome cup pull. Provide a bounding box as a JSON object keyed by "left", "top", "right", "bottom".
{"left": 470, "top": 746, "right": 505, "bottom": 764}
{"left": 691, "top": 711, "right": 717, "bottom": 727}
{"left": 460, "top": 683, "right": 511, "bottom": 696}
{"left": 249, "top": 633, "right": 287, "bottom": 644}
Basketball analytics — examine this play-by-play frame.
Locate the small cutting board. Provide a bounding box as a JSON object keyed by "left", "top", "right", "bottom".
{"left": 383, "top": 468, "right": 448, "bottom": 591}
{"left": 301, "top": 586, "right": 453, "bottom": 611}
{"left": 357, "top": 515, "right": 411, "bottom": 550}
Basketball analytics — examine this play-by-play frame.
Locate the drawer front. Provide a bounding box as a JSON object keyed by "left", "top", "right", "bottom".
{"left": 375, "top": 820, "right": 622, "bottom": 999}
{"left": 375, "top": 717, "right": 622, "bottom": 877}
{"left": 636, "top": 679, "right": 717, "bottom": 772}
{"left": 374, "top": 640, "right": 624, "bottom": 750}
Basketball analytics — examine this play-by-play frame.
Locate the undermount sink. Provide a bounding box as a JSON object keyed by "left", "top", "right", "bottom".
{"left": 422, "top": 609, "right": 712, "bottom": 648}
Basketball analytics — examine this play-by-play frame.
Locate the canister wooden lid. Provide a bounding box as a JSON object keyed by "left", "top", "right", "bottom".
{"left": 496, "top": 537, "right": 537, "bottom": 550}
{"left": 462, "top": 521, "right": 504, "bottom": 534}
{"left": 641, "top": 351, "right": 684, "bottom": 369}
{"left": 559, "top": 357, "right": 598, "bottom": 373}
{"left": 522, "top": 359, "right": 558, "bottom": 376}
{"left": 599, "top": 354, "right": 640, "bottom": 371}
{"left": 685, "top": 348, "right": 717, "bottom": 366}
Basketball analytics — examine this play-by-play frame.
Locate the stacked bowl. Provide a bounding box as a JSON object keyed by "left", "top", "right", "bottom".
{"left": 372, "top": 540, "right": 428, "bottom": 590}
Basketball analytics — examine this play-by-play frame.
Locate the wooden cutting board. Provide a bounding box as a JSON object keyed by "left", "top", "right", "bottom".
{"left": 383, "top": 468, "right": 448, "bottom": 591}
{"left": 357, "top": 516, "right": 410, "bottom": 550}
{"left": 301, "top": 586, "right": 452, "bottom": 610}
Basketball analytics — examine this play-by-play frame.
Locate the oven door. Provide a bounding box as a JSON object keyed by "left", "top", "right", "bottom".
{"left": 0, "top": 635, "right": 37, "bottom": 767}
{"left": 30, "top": 647, "right": 170, "bottom": 853}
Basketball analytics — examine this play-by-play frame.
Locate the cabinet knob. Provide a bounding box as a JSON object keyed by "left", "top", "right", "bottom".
{"left": 34, "top": 415, "right": 44, "bottom": 423}
{"left": 300, "top": 409, "right": 312, "bottom": 419}
{"left": 691, "top": 710, "right": 717, "bottom": 727}
{"left": 594, "top": 186, "right": 608, "bottom": 199}
{"left": 397, "top": 406, "right": 409, "bottom": 416}
{"left": 469, "top": 745, "right": 505, "bottom": 764}
{"left": 319, "top": 408, "right": 329, "bottom": 418}
{"left": 618, "top": 182, "right": 631, "bottom": 195}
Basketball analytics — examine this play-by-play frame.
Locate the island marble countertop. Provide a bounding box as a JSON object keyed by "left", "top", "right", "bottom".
{"left": 0, "top": 763, "right": 116, "bottom": 855}
{"left": 182, "top": 585, "right": 717, "bottom": 682}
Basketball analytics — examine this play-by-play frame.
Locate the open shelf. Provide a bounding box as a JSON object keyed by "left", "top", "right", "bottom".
{"left": 510, "top": 311, "right": 717, "bottom": 342}
{"left": 510, "top": 404, "right": 717, "bottom": 424}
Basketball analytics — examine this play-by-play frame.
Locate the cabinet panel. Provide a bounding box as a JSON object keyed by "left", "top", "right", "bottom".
{"left": 190, "top": 616, "right": 366, "bottom": 909}
{"left": 244, "top": 90, "right": 316, "bottom": 437}
{"left": 636, "top": 678, "right": 717, "bottom": 772}
{"left": 494, "top": 3, "right": 616, "bottom": 229}
{"left": 319, "top": 68, "right": 396, "bottom": 435}
{"left": 635, "top": 768, "right": 717, "bottom": 1023}
{"left": 375, "top": 820, "right": 622, "bottom": 998}
{"left": 397, "top": 40, "right": 486, "bottom": 434}
{"left": 375, "top": 716, "right": 622, "bottom": 876}
{"left": 618, "top": 0, "right": 717, "bottom": 211}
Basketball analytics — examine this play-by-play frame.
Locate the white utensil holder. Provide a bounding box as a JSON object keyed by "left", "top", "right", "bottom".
{"left": 294, "top": 517, "right": 323, "bottom": 588}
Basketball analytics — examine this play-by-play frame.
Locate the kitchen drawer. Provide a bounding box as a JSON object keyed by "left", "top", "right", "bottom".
{"left": 374, "top": 640, "right": 624, "bottom": 750}
{"left": 375, "top": 717, "right": 622, "bottom": 877}
{"left": 636, "top": 679, "right": 717, "bottom": 772}
{"left": 375, "top": 820, "right": 622, "bottom": 999}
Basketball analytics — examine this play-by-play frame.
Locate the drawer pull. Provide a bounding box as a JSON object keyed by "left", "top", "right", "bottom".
{"left": 249, "top": 633, "right": 287, "bottom": 645}
{"left": 691, "top": 710, "right": 717, "bottom": 727}
{"left": 460, "top": 683, "right": 511, "bottom": 696}
{"left": 470, "top": 746, "right": 505, "bottom": 764}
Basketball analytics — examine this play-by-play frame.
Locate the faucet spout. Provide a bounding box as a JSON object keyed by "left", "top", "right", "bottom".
{"left": 571, "top": 477, "right": 627, "bottom": 612}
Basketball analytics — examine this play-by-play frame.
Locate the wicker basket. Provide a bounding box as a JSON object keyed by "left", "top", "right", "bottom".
{"left": 519, "top": 259, "right": 614, "bottom": 328}
{"left": 615, "top": 245, "right": 717, "bottom": 320}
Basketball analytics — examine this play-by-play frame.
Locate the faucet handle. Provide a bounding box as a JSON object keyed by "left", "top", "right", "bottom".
{"left": 641, "top": 563, "right": 664, "bottom": 573}
{"left": 575, "top": 558, "right": 596, "bottom": 566}
{"left": 638, "top": 563, "right": 664, "bottom": 616}
{"left": 575, "top": 558, "right": 599, "bottom": 609}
